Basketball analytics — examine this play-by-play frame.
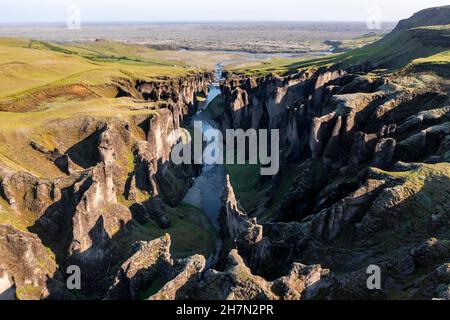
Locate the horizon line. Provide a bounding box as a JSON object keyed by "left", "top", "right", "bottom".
{"left": 0, "top": 20, "right": 400, "bottom": 25}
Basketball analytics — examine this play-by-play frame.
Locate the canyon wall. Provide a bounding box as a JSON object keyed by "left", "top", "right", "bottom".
{"left": 0, "top": 72, "right": 213, "bottom": 297}
{"left": 215, "top": 62, "right": 450, "bottom": 299}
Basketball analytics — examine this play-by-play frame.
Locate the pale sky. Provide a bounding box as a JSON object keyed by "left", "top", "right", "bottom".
{"left": 0, "top": 0, "right": 449, "bottom": 22}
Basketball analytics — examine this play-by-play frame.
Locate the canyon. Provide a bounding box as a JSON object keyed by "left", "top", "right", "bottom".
{"left": 1, "top": 6, "right": 450, "bottom": 300}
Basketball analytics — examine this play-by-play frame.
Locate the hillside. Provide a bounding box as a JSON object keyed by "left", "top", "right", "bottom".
{"left": 0, "top": 38, "right": 202, "bottom": 112}
{"left": 394, "top": 5, "right": 450, "bottom": 31}
{"left": 231, "top": 6, "right": 450, "bottom": 76}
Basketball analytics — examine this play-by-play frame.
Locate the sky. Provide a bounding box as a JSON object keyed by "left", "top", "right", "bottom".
{"left": 0, "top": 0, "right": 449, "bottom": 23}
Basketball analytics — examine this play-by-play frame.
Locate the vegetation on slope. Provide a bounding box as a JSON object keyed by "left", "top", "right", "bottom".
{"left": 0, "top": 38, "right": 201, "bottom": 112}
{"left": 118, "top": 203, "right": 217, "bottom": 260}
{"left": 324, "top": 33, "right": 385, "bottom": 53}
{"left": 203, "top": 94, "right": 225, "bottom": 120}
{"left": 28, "top": 39, "right": 182, "bottom": 66}
{"left": 231, "top": 6, "right": 450, "bottom": 76}
{"left": 0, "top": 37, "right": 202, "bottom": 176}
{"left": 339, "top": 25, "right": 450, "bottom": 70}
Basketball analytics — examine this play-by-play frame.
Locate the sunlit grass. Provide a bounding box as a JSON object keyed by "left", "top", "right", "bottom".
{"left": 230, "top": 25, "right": 450, "bottom": 76}
{"left": 0, "top": 37, "right": 199, "bottom": 104}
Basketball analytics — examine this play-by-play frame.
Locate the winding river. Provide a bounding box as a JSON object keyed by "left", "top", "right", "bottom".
{"left": 182, "top": 51, "right": 331, "bottom": 266}
{"left": 182, "top": 63, "right": 226, "bottom": 229}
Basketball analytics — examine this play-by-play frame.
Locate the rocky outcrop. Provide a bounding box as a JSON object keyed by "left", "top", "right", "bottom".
{"left": 67, "top": 164, "right": 132, "bottom": 291}
{"left": 31, "top": 141, "right": 77, "bottom": 175}
{"left": 104, "top": 230, "right": 336, "bottom": 301}
{"left": 149, "top": 254, "right": 205, "bottom": 300}
{"left": 0, "top": 168, "right": 66, "bottom": 215}
{"left": 271, "top": 263, "right": 334, "bottom": 300}
{"left": 106, "top": 235, "right": 173, "bottom": 299}
{"left": 221, "top": 63, "right": 448, "bottom": 173}
{"left": 0, "top": 225, "right": 67, "bottom": 300}
{"left": 218, "top": 175, "right": 308, "bottom": 279}
{"left": 106, "top": 234, "right": 205, "bottom": 300}
{"left": 133, "top": 109, "right": 196, "bottom": 207}
{"left": 0, "top": 69, "right": 213, "bottom": 298}
{"left": 219, "top": 175, "right": 263, "bottom": 244}
{"left": 278, "top": 159, "right": 330, "bottom": 221}
{"left": 179, "top": 249, "right": 334, "bottom": 300}
{"left": 183, "top": 249, "right": 277, "bottom": 300}
{"left": 137, "top": 73, "right": 212, "bottom": 128}
{"left": 306, "top": 177, "right": 387, "bottom": 241}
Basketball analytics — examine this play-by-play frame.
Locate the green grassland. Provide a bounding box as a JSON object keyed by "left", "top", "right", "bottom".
{"left": 0, "top": 37, "right": 206, "bottom": 177}
{"left": 412, "top": 50, "right": 450, "bottom": 64}
{"left": 338, "top": 25, "right": 450, "bottom": 70}
{"left": 230, "top": 25, "right": 450, "bottom": 77}
{"left": 326, "top": 33, "right": 385, "bottom": 53}
{"left": 27, "top": 39, "right": 184, "bottom": 67}
{"left": 0, "top": 38, "right": 196, "bottom": 103}
{"left": 203, "top": 94, "right": 225, "bottom": 120}
{"left": 229, "top": 54, "right": 341, "bottom": 77}
{"left": 118, "top": 202, "right": 217, "bottom": 259}
{"left": 225, "top": 162, "right": 309, "bottom": 221}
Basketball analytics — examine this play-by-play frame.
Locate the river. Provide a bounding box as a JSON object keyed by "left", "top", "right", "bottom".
{"left": 182, "top": 63, "right": 226, "bottom": 229}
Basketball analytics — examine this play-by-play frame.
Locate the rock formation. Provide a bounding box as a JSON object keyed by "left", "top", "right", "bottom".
{"left": 1, "top": 6, "right": 450, "bottom": 301}
{"left": 0, "top": 71, "right": 212, "bottom": 298}
{"left": 0, "top": 225, "right": 68, "bottom": 300}
{"left": 214, "top": 8, "right": 450, "bottom": 300}
{"left": 106, "top": 234, "right": 205, "bottom": 300}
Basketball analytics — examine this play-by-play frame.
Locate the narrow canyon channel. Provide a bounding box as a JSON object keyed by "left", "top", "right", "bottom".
{"left": 183, "top": 63, "right": 226, "bottom": 229}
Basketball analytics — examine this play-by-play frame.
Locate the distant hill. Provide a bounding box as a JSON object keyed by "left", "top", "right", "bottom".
{"left": 394, "top": 5, "right": 450, "bottom": 31}
{"left": 339, "top": 5, "right": 450, "bottom": 71}
{"left": 230, "top": 6, "right": 450, "bottom": 76}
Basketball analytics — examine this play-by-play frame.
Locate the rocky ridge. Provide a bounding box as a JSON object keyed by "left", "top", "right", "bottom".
{"left": 208, "top": 8, "right": 450, "bottom": 299}
{"left": 0, "top": 72, "right": 212, "bottom": 298}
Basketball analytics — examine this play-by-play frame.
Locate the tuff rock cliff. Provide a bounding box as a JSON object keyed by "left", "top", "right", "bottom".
{"left": 90, "top": 6, "right": 450, "bottom": 300}
{"left": 213, "top": 10, "right": 450, "bottom": 298}
{"left": 0, "top": 72, "right": 212, "bottom": 298}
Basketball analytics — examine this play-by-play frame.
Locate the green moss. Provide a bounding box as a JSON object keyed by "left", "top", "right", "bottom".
{"left": 15, "top": 284, "right": 43, "bottom": 300}
{"left": 204, "top": 94, "right": 225, "bottom": 120}
{"left": 0, "top": 37, "right": 200, "bottom": 105}
{"left": 330, "top": 163, "right": 450, "bottom": 273}
{"left": 0, "top": 197, "right": 31, "bottom": 231}
{"left": 119, "top": 203, "right": 217, "bottom": 260}
{"left": 230, "top": 24, "right": 450, "bottom": 77}
{"left": 225, "top": 163, "right": 265, "bottom": 214}
{"left": 139, "top": 277, "right": 168, "bottom": 299}
{"left": 231, "top": 54, "right": 341, "bottom": 76}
